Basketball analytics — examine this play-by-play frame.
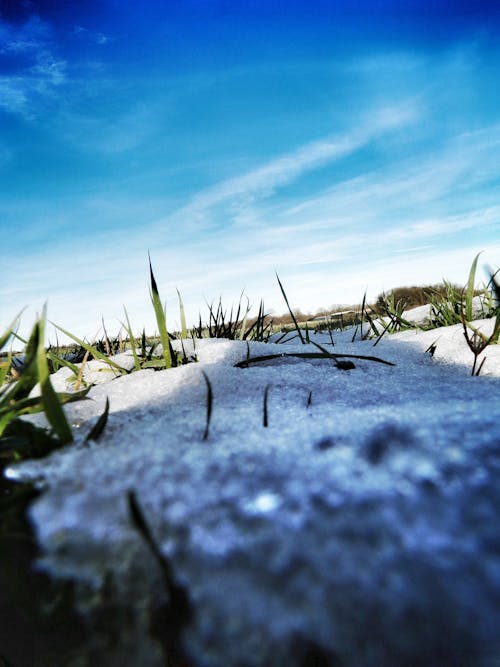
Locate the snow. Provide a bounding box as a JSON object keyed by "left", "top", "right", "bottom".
{"left": 8, "top": 313, "right": 500, "bottom": 666}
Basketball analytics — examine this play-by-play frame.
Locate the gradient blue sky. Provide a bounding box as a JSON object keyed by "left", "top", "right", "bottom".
{"left": 1, "top": 1, "right": 500, "bottom": 341}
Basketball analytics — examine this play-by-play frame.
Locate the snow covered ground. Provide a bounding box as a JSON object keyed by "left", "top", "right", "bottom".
{"left": 10, "top": 314, "right": 500, "bottom": 666}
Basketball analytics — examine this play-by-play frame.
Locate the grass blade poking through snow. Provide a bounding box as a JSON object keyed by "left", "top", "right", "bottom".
{"left": 465, "top": 252, "right": 481, "bottom": 323}
{"left": 263, "top": 384, "right": 270, "bottom": 427}
{"left": 177, "top": 289, "right": 188, "bottom": 340}
{"left": 127, "top": 489, "right": 192, "bottom": 662}
{"left": 85, "top": 397, "right": 110, "bottom": 443}
{"left": 121, "top": 307, "right": 141, "bottom": 372}
{"left": 37, "top": 305, "right": 73, "bottom": 444}
{"left": 149, "top": 253, "right": 172, "bottom": 369}
{"left": 276, "top": 273, "right": 305, "bottom": 344}
{"left": 201, "top": 371, "right": 212, "bottom": 441}
{"left": 488, "top": 269, "right": 500, "bottom": 344}
{"left": 235, "top": 350, "right": 394, "bottom": 368}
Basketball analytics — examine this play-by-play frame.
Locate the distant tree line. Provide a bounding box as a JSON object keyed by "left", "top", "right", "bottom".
{"left": 372, "top": 282, "right": 463, "bottom": 313}
{"left": 269, "top": 281, "right": 466, "bottom": 325}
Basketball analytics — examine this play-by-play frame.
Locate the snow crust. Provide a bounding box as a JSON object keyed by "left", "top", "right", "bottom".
{"left": 11, "top": 316, "right": 500, "bottom": 666}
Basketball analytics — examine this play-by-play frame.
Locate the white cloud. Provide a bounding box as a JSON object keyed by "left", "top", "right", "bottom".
{"left": 384, "top": 207, "right": 500, "bottom": 242}
{"left": 153, "top": 99, "right": 422, "bottom": 234}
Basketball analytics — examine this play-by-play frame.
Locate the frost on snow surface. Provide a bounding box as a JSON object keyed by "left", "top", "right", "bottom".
{"left": 11, "top": 317, "right": 500, "bottom": 666}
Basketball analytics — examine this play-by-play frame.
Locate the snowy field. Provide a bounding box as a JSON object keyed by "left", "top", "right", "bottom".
{"left": 11, "top": 312, "right": 500, "bottom": 666}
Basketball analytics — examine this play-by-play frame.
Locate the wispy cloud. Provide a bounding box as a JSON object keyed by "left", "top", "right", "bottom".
{"left": 0, "top": 16, "right": 67, "bottom": 118}
{"left": 157, "top": 100, "right": 421, "bottom": 232}
{"left": 0, "top": 15, "right": 51, "bottom": 53}
{"left": 73, "top": 25, "right": 111, "bottom": 46}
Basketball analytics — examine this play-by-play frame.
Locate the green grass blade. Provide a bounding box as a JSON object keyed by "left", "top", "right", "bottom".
{"left": 465, "top": 252, "right": 481, "bottom": 322}
{"left": 121, "top": 307, "right": 141, "bottom": 371}
{"left": 50, "top": 323, "right": 128, "bottom": 373}
{"left": 0, "top": 388, "right": 88, "bottom": 424}
{"left": 46, "top": 351, "right": 81, "bottom": 377}
{"left": 149, "top": 254, "right": 172, "bottom": 368}
{"left": 0, "top": 320, "right": 41, "bottom": 416}
{"left": 177, "top": 288, "right": 188, "bottom": 339}
{"left": 37, "top": 305, "right": 73, "bottom": 444}
{"left": 0, "top": 394, "right": 45, "bottom": 420}
{"left": 0, "top": 309, "right": 25, "bottom": 351}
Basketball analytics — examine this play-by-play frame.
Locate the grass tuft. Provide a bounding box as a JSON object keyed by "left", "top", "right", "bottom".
{"left": 51, "top": 323, "right": 129, "bottom": 375}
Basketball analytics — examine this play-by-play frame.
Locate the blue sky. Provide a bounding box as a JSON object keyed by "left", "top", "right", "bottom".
{"left": 1, "top": 1, "right": 500, "bottom": 341}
